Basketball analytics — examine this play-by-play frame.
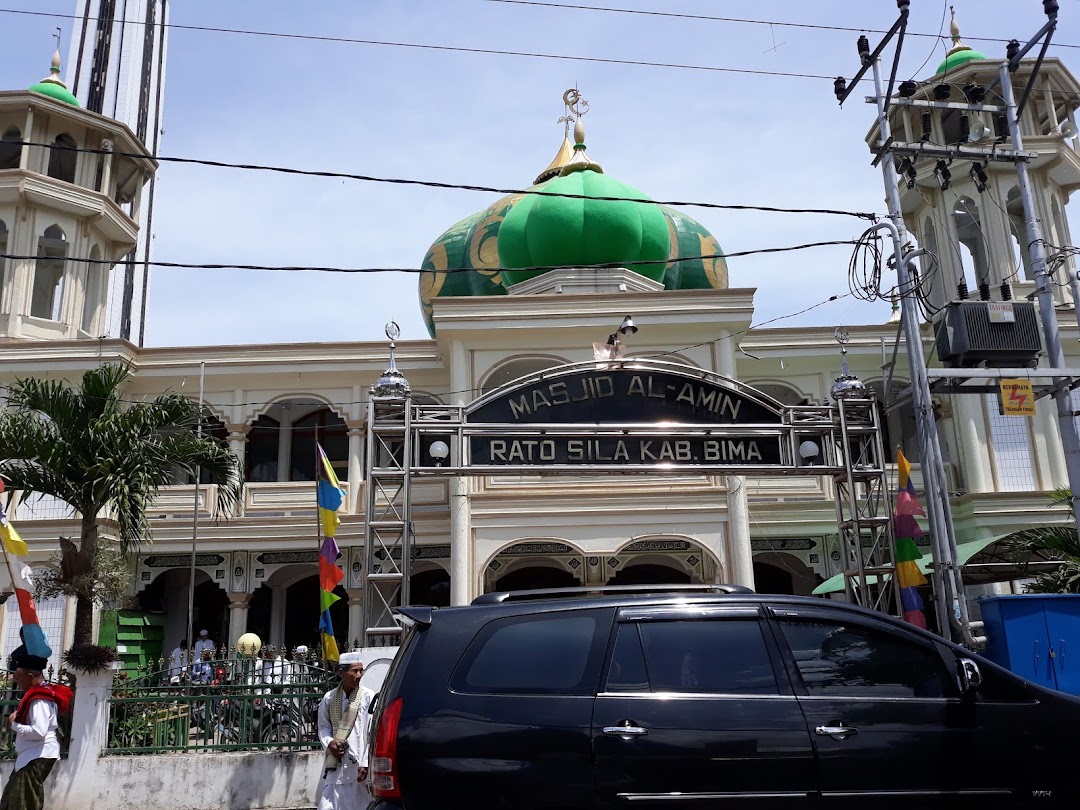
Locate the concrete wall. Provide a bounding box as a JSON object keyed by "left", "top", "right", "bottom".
{"left": 0, "top": 668, "right": 325, "bottom": 810}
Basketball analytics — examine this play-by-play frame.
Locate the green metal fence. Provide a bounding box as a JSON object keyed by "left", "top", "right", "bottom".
{"left": 105, "top": 657, "right": 337, "bottom": 755}
{"left": 0, "top": 668, "right": 73, "bottom": 760}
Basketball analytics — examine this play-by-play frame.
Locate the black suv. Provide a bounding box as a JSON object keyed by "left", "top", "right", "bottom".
{"left": 369, "top": 585, "right": 1079, "bottom": 809}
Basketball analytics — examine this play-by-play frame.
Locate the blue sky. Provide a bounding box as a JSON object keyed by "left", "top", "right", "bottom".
{"left": 2, "top": 0, "right": 1078, "bottom": 346}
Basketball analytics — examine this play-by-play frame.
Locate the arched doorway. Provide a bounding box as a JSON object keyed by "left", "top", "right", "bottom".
{"left": 138, "top": 569, "right": 228, "bottom": 653}
{"left": 283, "top": 575, "right": 348, "bottom": 651}
{"left": 410, "top": 568, "right": 450, "bottom": 607}
{"left": 494, "top": 565, "right": 579, "bottom": 592}
{"left": 607, "top": 563, "right": 692, "bottom": 586}
{"left": 753, "top": 561, "right": 795, "bottom": 595}
{"left": 752, "top": 552, "right": 821, "bottom": 596}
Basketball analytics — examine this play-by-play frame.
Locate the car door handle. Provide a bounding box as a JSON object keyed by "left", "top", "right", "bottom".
{"left": 604, "top": 723, "right": 648, "bottom": 736}
{"left": 815, "top": 725, "right": 858, "bottom": 740}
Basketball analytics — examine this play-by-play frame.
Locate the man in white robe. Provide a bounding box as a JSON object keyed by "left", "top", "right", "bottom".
{"left": 316, "top": 652, "right": 375, "bottom": 810}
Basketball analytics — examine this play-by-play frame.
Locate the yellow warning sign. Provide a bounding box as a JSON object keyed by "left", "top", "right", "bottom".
{"left": 999, "top": 379, "right": 1036, "bottom": 416}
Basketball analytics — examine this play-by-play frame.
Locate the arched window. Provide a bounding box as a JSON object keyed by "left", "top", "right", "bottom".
{"left": 82, "top": 245, "right": 103, "bottom": 333}
{"left": 1006, "top": 187, "right": 1033, "bottom": 282}
{"left": 0, "top": 125, "right": 21, "bottom": 170}
{"left": 481, "top": 356, "right": 567, "bottom": 394}
{"left": 749, "top": 382, "right": 810, "bottom": 406}
{"left": 290, "top": 408, "right": 348, "bottom": 482}
{"left": 0, "top": 218, "right": 7, "bottom": 312}
{"left": 953, "top": 196, "right": 990, "bottom": 293}
{"left": 176, "top": 412, "right": 229, "bottom": 485}
{"left": 246, "top": 415, "right": 280, "bottom": 482}
{"left": 31, "top": 224, "right": 67, "bottom": 321}
{"left": 46, "top": 133, "right": 77, "bottom": 184}
{"left": 921, "top": 216, "right": 948, "bottom": 310}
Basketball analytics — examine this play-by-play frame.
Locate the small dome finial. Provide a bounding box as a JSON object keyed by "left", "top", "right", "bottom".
{"left": 573, "top": 116, "right": 585, "bottom": 147}
{"left": 559, "top": 87, "right": 602, "bottom": 175}
{"left": 947, "top": 6, "right": 971, "bottom": 55}
{"left": 50, "top": 49, "right": 61, "bottom": 74}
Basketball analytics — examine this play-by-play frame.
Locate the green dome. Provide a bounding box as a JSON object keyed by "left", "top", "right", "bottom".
{"left": 935, "top": 48, "right": 986, "bottom": 75}
{"left": 29, "top": 81, "right": 79, "bottom": 106}
{"left": 419, "top": 193, "right": 523, "bottom": 336}
{"left": 29, "top": 54, "right": 79, "bottom": 107}
{"left": 660, "top": 206, "right": 728, "bottom": 291}
{"left": 498, "top": 169, "right": 669, "bottom": 287}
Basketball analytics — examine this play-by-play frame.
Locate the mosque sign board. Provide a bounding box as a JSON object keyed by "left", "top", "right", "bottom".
{"left": 464, "top": 364, "right": 786, "bottom": 469}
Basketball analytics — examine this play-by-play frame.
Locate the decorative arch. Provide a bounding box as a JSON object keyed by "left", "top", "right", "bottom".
{"left": 245, "top": 392, "right": 348, "bottom": 426}
{"left": 751, "top": 550, "right": 820, "bottom": 596}
{"left": 479, "top": 355, "right": 569, "bottom": 394}
{"left": 613, "top": 535, "right": 722, "bottom": 584}
{"left": 745, "top": 380, "right": 812, "bottom": 406}
{"left": 481, "top": 537, "right": 586, "bottom": 593}
{"left": 82, "top": 244, "right": 102, "bottom": 333}
{"left": 31, "top": 224, "right": 68, "bottom": 321}
{"left": 46, "top": 133, "right": 77, "bottom": 184}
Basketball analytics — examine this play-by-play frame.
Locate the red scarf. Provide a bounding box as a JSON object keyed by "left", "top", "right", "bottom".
{"left": 14, "top": 684, "right": 73, "bottom": 724}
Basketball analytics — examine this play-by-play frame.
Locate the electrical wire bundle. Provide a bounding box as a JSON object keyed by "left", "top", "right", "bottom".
{"left": 847, "top": 228, "right": 942, "bottom": 320}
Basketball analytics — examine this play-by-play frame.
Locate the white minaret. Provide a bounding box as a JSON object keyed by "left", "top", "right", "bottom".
{"left": 65, "top": 0, "right": 169, "bottom": 345}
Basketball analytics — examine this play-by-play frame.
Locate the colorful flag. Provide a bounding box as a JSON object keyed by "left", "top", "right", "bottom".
{"left": 0, "top": 480, "right": 51, "bottom": 658}
{"left": 316, "top": 445, "right": 346, "bottom": 663}
{"left": 894, "top": 451, "right": 928, "bottom": 629}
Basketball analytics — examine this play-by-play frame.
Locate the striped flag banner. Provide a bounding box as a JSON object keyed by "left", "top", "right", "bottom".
{"left": 316, "top": 445, "right": 347, "bottom": 663}
{"left": 0, "top": 479, "right": 51, "bottom": 658}
{"left": 894, "top": 451, "right": 929, "bottom": 629}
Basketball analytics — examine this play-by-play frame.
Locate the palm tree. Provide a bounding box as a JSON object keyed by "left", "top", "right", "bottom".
{"left": 1004, "top": 487, "right": 1080, "bottom": 593}
{"left": 0, "top": 363, "right": 243, "bottom": 645}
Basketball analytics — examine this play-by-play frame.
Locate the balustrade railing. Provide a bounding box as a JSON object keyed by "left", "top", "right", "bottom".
{"left": 105, "top": 656, "right": 337, "bottom": 755}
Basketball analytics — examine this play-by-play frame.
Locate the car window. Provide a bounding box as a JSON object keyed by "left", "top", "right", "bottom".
{"left": 605, "top": 624, "right": 650, "bottom": 692}
{"left": 456, "top": 612, "right": 603, "bottom": 695}
{"left": 606, "top": 619, "right": 778, "bottom": 695}
{"left": 778, "top": 618, "right": 957, "bottom": 699}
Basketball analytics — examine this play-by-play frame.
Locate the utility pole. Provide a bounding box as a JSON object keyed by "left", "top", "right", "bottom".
{"left": 835, "top": 1, "right": 973, "bottom": 644}
{"left": 998, "top": 8, "right": 1080, "bottom": 542}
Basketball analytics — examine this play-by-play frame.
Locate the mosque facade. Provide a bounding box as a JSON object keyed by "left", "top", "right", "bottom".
{"left": 2, "top": 26, "right": 1080, "bottom": 669}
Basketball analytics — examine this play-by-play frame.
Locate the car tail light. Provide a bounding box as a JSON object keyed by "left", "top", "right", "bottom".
{"left": 372, "top": 697, "right": 403, "bottom": 799}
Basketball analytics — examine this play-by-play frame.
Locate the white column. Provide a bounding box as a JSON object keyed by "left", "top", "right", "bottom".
{"left": 449, "top": 339, "right": 473, "bottom": 605}
{"left": 227, "top": 424, "right": 248, "bottom": 516}
{"left": 347, "top": 422, "right": 364, "bottom": 513}
{"left": 227, "top": 593, "right": 251, "bottom": 647}
{"left": 725, "top": 477, "right": 755, "bottom": 588}
{"left": 713, "top": 330, "right": 754, "bottom": 588}
{"left": 269, "top": 585, "right": 285, "bottom": 647}
{"left": 276, "top": 409, "right": 292, "bottom": 482}
{"left": 1035, "top": 395, "right": 1069, "bottom": 489}
{"left": 954, "top": 395, "right": 993, "bottom": 493}
{"left": 346, "top": 588, "right": 364, "bottom": 650}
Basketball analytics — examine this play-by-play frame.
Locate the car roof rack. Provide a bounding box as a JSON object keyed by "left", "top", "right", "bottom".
{"left": 471, "top": 583, "right": 754, "bottom": 606}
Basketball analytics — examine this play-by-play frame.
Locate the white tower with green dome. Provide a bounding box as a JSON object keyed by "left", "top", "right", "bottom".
{"left": 0, "top": 50, "right": 156, "bottom": 341}
{"left": 871, "top": 7, "right": 1080, "bottom": 497}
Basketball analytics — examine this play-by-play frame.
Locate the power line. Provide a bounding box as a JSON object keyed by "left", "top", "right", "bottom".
{"left": 483, "top": 0, "right": 1080, "bottom": 52}
{"left": 16, "top": 140, "right": 878, "bottom": 220}
{"left": 0, "top": 291, "right": 855, "bottom": 412}
{"left": 0, "top": 7, "right": 842, "bottom": 81}
{"left": 0, "top": 240, "right": 859, "bottom": 275}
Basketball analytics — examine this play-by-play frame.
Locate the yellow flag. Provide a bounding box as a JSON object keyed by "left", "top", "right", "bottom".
{"left": 0, "top": 521, "right": 28, "bottom": 556}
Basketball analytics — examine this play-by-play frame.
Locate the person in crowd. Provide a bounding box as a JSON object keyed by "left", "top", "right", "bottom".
{"left": 316, "top": 652, "right": 374, "bottom": 810}
{"left": 192, "top": 646, "right": 214, "bottom": 684}
{"left": 193, "top": 629, "right": 215, "bottom": 661}
{"left": 169, "top": 638, "right": 189, "bottom": 679}
{"left": 1, "top": 651, "right": 72, "bottom": 810}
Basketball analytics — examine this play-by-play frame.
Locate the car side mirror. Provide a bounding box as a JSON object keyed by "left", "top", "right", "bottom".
{"left": 957, "top": 657, "right": 983, "bottom": 695}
